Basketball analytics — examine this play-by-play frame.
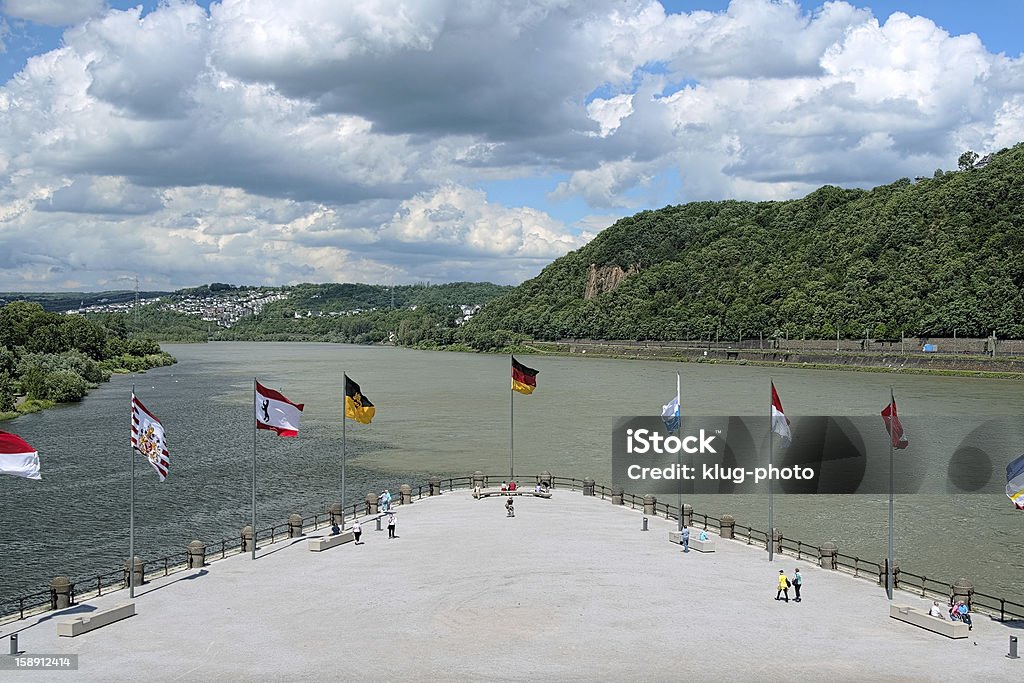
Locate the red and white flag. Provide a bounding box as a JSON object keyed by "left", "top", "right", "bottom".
{"left": 881, "top": 393, "right": 909, "bottom": 450}
{"left": 770, "top": 382, "right": 791, "bottom": 448}
{"left": 255, "top": 381, "right": 304, "bottom": 437}
{"left": 131, "top": 393, "right": 169, "bottom": 480}
{"left": 0, "top": 430, "right": 41, "bottom": 480}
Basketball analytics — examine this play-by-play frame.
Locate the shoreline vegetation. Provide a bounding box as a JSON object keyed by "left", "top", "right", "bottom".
{"left": 0, "top": 302, "right": 176, "bottom": 421}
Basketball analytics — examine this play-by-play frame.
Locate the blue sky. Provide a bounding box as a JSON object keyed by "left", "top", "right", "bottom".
{"left": 0, "top": 1, "right": 1022, "bottom": 290}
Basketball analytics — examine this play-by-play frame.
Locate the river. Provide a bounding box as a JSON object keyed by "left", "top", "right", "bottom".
{"left": 1, "top": 342, "right": 1022, "bottom": 611}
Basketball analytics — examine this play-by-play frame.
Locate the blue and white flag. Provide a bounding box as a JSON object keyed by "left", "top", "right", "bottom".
{"left": 661, "top": 396, "right": 680, "bottom": 433}
{"left": 1006, "top": 454, "right": 1024, "bottom": 510}
{"left": 662, "top": 372, "right": 681, "bottom": 434}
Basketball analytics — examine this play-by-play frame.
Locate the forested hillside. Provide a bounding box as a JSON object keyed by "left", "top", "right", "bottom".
{"left": 0, "top": 302, "right": 175, "bottom": 418}
{"left": 467, "top": 144, "right": 1024, "bottom": 342}
{"left": 217, "top": 281, "right": 512, "bottom": 345}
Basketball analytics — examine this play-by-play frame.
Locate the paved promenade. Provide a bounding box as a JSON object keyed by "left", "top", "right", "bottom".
{"left": 3, "top": 489, "right": 1021, "bottom": 681}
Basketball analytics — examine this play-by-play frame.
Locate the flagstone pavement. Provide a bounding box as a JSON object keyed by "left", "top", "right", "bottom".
{"left": 3, "top": 489, "right": 1021, "bottom": 681}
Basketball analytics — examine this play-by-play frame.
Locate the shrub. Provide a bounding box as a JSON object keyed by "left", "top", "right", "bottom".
{"left": 44, "top": 370, "right": 89, "bottom": 402}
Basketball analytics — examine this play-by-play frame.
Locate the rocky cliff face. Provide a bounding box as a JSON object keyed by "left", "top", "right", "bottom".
{"left": 584, "top": 263, "right": 637, "bottom": 299}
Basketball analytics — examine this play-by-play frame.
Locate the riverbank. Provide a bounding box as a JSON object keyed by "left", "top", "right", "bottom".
{"left": 527, "top": 341, "right": 1024, "bottom": 379}
{"left": 4, "top": 486, "right": 1020, "bottom": 680}
{"left": 0, "top": 352, "right": 176, "bottom": 422}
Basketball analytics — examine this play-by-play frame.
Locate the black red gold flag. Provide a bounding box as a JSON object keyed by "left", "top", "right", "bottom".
{"left": 511, "top": 357, "right": 538, "bottom": 395}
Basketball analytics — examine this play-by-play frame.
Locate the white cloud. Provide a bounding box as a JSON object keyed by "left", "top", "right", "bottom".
{"left": 0, "top": 0, "right": 1022, "bottom": 290}
{"left": 551, "top": 158, "right": 657, "bottom": 208}
{"left": 2, "top": 0, "right": 106, "bottom": 26}
{"left": 381, "top": 184, "right": 586, "bottom": 261}
{"left": 587, "top": 94, "right": 634, "bottom": 137}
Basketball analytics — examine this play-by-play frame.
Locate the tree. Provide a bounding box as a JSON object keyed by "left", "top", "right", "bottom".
{"left": 20, "top": 365, "right": 47, "bottom": 400}
{"left": 62, "top": 315, "right": 107, "bottom": 360}
{"left": 0, "top": 372, "right": 15, "bottom": 412}
{"left": 958, "top": 150, "right": 979, "bottom": 171}
{"left": 44, "top": 370, "right": 89, "bottom": 402}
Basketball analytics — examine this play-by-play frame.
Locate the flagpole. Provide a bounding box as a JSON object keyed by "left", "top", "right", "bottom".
{"left": 129, "top": 387, "right": 136, "bottom": 599}
{"left": 768, "top": 377, "right": 774, "bottom": 563}
{"left": 887, "top": 387, "right": 895, "bottom": 600}
{"left": 509, "top": 356, "right": 515, "bottom": 481}
{"left": 342, "top": 372, "right": 347, "bottom": 528}
{"left": 251, "top": 378, "right": 257, "bottom": 561}
{"left": 676, "top": 371, "right": 683, "bottom": 532}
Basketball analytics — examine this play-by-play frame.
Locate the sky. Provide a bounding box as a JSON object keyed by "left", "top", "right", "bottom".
{"left": 0, "top": 0, "right": 1022, "bottom": 292}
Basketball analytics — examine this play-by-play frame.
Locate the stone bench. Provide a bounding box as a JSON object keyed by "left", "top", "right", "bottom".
{"left": 474, "top": 489, "right": 552, "bottom": 499}
{"left": 308, "top": 530, "right": 356, "bottom": 551}
{"left": 668, "top": 531, "right": 716, "bottom": 552}
{"left": 889, "top": 604, "right": 968, "bottom": 639}
{"left": 57, "top": 602, "right": 135, "bottom": 637}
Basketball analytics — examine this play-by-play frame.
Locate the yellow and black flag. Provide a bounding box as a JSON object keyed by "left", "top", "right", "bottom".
{"left": 345, "top": 375, "right": 375, "bottom": 424}
{"left": 511, "top": 356, "right": 539, "bottom": 395}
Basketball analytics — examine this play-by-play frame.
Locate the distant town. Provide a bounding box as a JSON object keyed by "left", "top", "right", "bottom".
{"left": 67, "top": 289, "right": 483, "bottom": 328}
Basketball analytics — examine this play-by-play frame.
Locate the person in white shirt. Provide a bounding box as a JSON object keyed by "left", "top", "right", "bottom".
{"left": 387, "top": 513, "right": 397, "bottom": 539}
{"left": 928, "top": 601, "right": 945, "bottom": 619}
{"left": 352, "top": 519, "right": 362, "bottom": 544}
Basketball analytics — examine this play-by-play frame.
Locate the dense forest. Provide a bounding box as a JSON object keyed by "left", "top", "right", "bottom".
{"left": 118, "top": 308, "right": 212, "bottom": 343}
{"left": 275, "top": 281, "right": 511, "bottom": 313}
{"left": 0, "top": 302, "right": 175, "bottom": 419}
{"left": 466, "top": 143, "right": 1024, "bottom": 343}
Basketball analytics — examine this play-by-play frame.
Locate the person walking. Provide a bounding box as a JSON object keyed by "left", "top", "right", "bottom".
{"left": 505, "top": 496, "right": 515, "bottom": 517}
{"left": 387, "top": 512, "right": 397, "bottom": 539}
{"left": 352, "top": 519, "right": 362, "bottom": 544}
{"left": 681, "top": 526, "right": 690, "bottom": 553}
{"left": 792, "top": 568, "right": 802, "bottom": 602}
{"left": 776, "top": 570, "right": 790, "bottom": 602}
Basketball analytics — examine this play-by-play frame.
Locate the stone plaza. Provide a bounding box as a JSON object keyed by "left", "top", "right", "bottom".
{"left": 2, "top": 488, "right": 1021, "bottom": 681}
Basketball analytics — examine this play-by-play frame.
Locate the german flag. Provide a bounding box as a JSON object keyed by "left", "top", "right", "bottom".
{"left": 511, "top": 356, "right": 539, "bottom": 395}
{"left": 345, "top": 375, "right": 375, "bottom": 424}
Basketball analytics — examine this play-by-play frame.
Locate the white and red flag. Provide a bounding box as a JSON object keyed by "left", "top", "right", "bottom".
{"left": 770, "top": 381, "right": 791, "bottom": 448}
{"left": 255, "top": 381, "right": 304, "bottom": 437}
{"left": 0, "top": 430, "right": 41, "bottom": 480}
{"left": 131, "top": 393, "right": 169, "bottom": 480}
{"left": 881, "top": 393, "right": 909, "bottom": 450}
